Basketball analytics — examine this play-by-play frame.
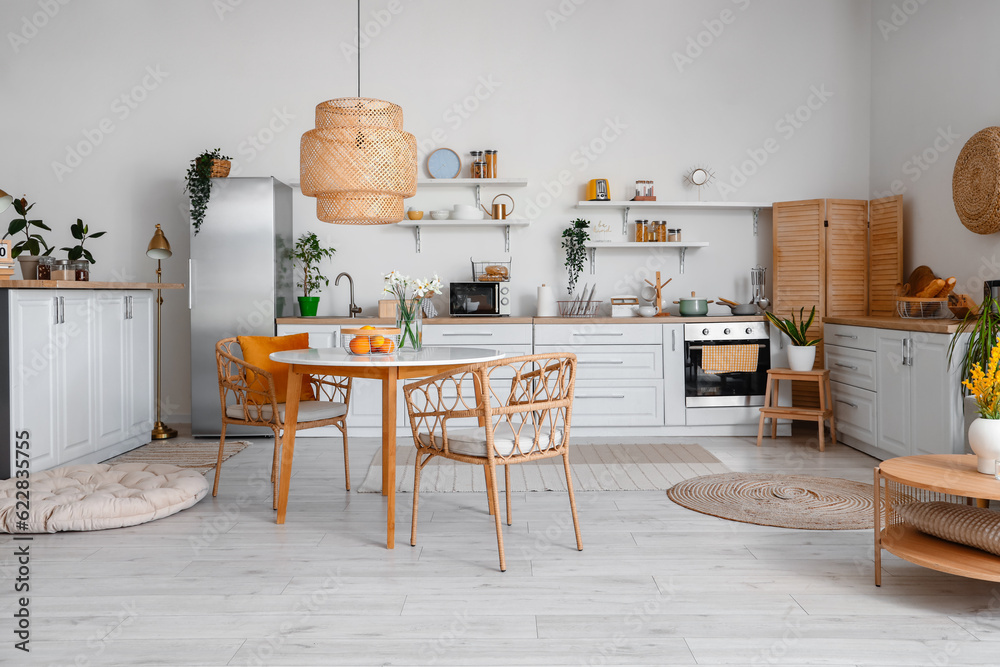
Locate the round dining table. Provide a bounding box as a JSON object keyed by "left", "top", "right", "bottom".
{"left": 269, "top": 346, "right": 506, "bottom": 548}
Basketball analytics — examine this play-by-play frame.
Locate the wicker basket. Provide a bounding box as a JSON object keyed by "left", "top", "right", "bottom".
{"left": 896, "top": 297, "right": 947, "bottom": 319}
{"left": 209, "top": 159, "right": 231, "bottom": 178}
{"left": 558, "top": 300, "right": 601, "bottom": 317}
{"left": 342, "top": 327, "right": 401, "bottom": 355}
{"left": 471, "top": 258, "right": 510, "bottom": 282}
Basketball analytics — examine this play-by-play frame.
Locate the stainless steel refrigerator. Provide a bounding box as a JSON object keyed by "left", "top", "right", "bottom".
{"left": 190, "top": 177, "right": 294, "bottom": 436}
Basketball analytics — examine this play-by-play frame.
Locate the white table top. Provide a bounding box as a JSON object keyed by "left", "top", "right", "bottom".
{"left": 270, "top": 346, "right": 506, "bottom": 367}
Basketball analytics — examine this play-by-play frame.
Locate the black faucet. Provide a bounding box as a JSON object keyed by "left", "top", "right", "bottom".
{"left": 334, "top": 272, "right": 362, "bottom": 318}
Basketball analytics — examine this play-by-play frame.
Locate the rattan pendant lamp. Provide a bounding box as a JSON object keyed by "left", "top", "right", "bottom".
{"left": 299, "top": 1, "right": 416, "bottom": 224}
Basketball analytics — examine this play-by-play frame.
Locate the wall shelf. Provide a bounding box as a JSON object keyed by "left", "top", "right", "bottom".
{"left": 419, "top": 178, "right": 528, "bottom": 210}
{"left": 582, "top": 241, "right": 710, "bottom": 274}
{"left": 575, "top": 200, "right": 772, "bottom": 236}
{"left": 398, "top": 219, "right": 531, "bottom": 253}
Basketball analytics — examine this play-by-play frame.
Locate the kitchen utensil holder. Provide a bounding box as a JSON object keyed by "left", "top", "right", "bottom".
{"left": 471, "top": 258, "right": 511, "bottom": 282}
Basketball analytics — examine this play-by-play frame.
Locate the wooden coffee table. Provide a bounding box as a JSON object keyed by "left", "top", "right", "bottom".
{"left": 875, "top": 454, "right": 1000, "bottom": 585}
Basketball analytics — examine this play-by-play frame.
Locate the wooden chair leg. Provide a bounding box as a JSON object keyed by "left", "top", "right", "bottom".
{"left": 486, "top": 461, "right": 506, "bottom": 572}
{"left": 826, "top": 375, "right": 837, "bottom": 445}
{"left": 411, "top": 452, "right": 427, "bottom": 547}
{"left": 757, "top": 373, "right": 772, "bottom": 447}
{"left": 485, "top": 466, "right": 495, "bottom": 515}
{"left": 770, "top": 379, "right": 778, "bottom": 439}
{"left": 212, "top": 423, "right": 228, "bottom": 497}
{"left": 504, "top": 464, "right": 512, "bottom": 527}
{"left": 562, "top": 451, "right": 583, "bottom": 551}
{"left": 339, "top": 420, "right": 351, "bottom": 491}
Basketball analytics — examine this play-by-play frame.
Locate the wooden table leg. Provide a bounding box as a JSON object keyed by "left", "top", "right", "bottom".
{"left": 757, "top": 373, "right": 772, "bottom": 447}
{"left": 817, "top": 373, "right": 827, "bottom": 452}
{"left": 276, "top": 367, "right": 303, "bottom": 525}
{"left": 770, "top": 379, "right": 778, "bottom": 439}
{"left": 382, "top": 366, "right": 397, "bottom": 549}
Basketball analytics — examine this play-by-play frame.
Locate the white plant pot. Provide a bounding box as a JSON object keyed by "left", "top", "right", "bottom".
{"left": 967, "top": 417, "right": 1000, "bottom": 475}
{"left": 786, "top": 345, "right": 817, "bottom": 372}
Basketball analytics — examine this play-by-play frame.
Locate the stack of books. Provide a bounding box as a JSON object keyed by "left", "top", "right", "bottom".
{"left": 0, "top": 241, "right": 15, "bottom": 279}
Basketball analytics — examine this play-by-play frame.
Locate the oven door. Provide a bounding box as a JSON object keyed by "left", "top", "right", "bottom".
{"left": 684, "top": 338, "right": 770, "bottom": 407}
{"left": 449, "top": 282, "right": 500, "bottom": 316}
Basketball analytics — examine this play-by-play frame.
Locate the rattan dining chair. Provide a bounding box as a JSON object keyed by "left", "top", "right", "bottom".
{"left": 214, "top": 337, "right": 353, "bottom": 508}
{"left": 403, "top": 353, "right": 581, "bottom": 571}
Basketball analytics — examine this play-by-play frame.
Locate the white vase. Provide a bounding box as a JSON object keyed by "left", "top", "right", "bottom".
{"left": 786, "top": 345, "right": 817, "bottom": 372}
{"left": 967, "top": 417, "right": 1000, "bottom": 475}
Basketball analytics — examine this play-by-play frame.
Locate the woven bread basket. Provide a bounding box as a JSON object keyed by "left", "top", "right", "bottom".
{"left": 953, "top": 126, "right": 1000, "bottom": 235}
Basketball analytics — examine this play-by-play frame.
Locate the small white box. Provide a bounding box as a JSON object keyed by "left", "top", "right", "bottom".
{"left": 610, "top": 295, "right": 639, "bottom": 318}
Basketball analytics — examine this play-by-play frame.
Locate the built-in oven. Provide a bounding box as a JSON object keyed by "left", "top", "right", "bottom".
{"left": 449, "top": 281, "right": 511, "bottom": 317}
{"left": 684, "top": 321, "right": 770, "bottom": 407}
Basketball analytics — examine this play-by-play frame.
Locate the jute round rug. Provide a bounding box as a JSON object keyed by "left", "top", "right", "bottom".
{"left": 667, "top": 473, "right": 877, "bottom": 530}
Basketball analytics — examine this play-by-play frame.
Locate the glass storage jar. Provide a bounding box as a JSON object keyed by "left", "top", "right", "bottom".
{"left": 485, "top": 149, "right": 497, "bottom": 178}
{"left": 52, "top": 259, "right": 75, "bottom": 281}
{"left": 73, "top": 261, "right": 90, "bottom": 281}
{"left": 37, "top": 256, "right": 54, "bottom": 280}
{"left": 668, "top": 228, "right": 682, "bottom": 242}
{"left": 634, "top": 220, "right": 647, "bottom": 242}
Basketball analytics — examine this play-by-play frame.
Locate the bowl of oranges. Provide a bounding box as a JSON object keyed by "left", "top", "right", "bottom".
{"left": 343, "top": 326, "right": 400, "bottom": 355}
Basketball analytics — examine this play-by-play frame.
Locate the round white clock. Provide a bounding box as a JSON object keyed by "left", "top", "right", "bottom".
{"left": 427, "top": 148, "right": 461, "bottom": 179}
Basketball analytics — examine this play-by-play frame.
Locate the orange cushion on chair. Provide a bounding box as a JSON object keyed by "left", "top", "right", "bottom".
{"left": 237, "top": 334, "right": 315, "bottom": 404}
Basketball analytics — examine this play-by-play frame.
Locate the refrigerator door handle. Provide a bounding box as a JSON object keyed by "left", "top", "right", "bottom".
{"left": 188, "top": 259, "right": 193, "bottom": 310}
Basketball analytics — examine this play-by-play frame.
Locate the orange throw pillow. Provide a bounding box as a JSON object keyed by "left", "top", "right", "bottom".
{"left": 238, "top": 334, "right": 315, "bottom": 404}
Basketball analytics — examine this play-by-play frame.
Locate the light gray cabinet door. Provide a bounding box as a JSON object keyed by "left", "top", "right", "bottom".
{"left": 875, "top": 329, "right": 910, "bottom": 458}
{"left": 127, "top": 291, "right": 155, "bottom": 440}
{"left": 663, "top": 324, "right": 685, "bottom": 426}
{"left": 95, "top": 293, "right": 128, "bottom": 448}
{"left": 56, "top": 292, "right": 96, "bottom": 462}
{"left": 909, "top": 333, "right": 965, "bottom": 456}
{"left": 9, "top": 291, "right": 60, "bottom": 471}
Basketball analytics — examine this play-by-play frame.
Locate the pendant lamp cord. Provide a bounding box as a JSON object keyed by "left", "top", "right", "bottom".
{"left": 357, "top": 0, "right": 361, "bottom": 97}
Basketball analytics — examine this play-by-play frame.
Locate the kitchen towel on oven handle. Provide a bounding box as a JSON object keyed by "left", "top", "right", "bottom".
{"left": 701, "top": 344, "right": 759, "bottom": 374}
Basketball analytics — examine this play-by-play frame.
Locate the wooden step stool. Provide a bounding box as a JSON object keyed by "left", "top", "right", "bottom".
{"left": 756, "top": 368, "right": 836, "bottom": 451}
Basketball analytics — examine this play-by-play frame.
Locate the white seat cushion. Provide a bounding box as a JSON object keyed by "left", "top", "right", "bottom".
{"left": 226, "top": 400, "right": 347, "bottom": 423}
{"left": 419, "top": 422, "right": 563, "bottom": 457}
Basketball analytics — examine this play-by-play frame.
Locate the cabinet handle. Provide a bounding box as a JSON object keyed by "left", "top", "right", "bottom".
{"left": 836, "top": 399, "right": 858, "bottom": 409}
{"left": 834, "top": 362, "right": 858, "bottom": 370}
{"left": 577, "top": 394, "right": 626, "bottom": 399}
{"left": 128, "top": 295, "right": 133, "bottom": 320}
{"left": 188, "top": 259, "right": 193, "bottom": 310}
{"left": 573, "top": 332, "right": 624, "bottom": 336}
{"left": 53, "top": 296, "right": 59, "bottom": 325}
{"left": 59, "top": 296, "right": 64, "bottom": 324}
{"left": 672, "top": 328, "right": 676, "bottom": 352}
{"left": 442, "top": 332, "right": 492, "bottom": 336}
{"left": 906, "top": 338, "right": 914, "bottom": 366}
{"left": 834, "top": 334, "right": 858, "bottom": 339}
{"left": 579, "top": 360, "right": 625, "bottom": 365}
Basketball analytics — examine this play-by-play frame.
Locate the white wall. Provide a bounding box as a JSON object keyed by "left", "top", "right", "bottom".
{"left": 1, "top": 0, "right": 872, "bottom": 419}
{"left": 870, "top": 0, "right": 1000, "bottom": 299}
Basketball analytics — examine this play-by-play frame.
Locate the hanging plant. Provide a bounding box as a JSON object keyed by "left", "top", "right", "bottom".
{"left": 561, "top": 218, "right": 590, "bottom": 294}
{"left": 184, "top": 148, "right": 232, "bottom": 235}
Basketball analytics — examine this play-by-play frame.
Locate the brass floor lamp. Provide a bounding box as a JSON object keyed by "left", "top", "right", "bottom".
{"left": 147, "top": 224, "right": 177, "bottom": 440}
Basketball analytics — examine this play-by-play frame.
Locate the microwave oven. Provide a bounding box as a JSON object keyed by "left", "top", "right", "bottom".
{"left": 449, "top": 281, "right": 511, "bottom": 317}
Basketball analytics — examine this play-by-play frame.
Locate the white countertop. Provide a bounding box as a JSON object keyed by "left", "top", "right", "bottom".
{"left": 270, "top": 346, "right": 506, "bottom": 367}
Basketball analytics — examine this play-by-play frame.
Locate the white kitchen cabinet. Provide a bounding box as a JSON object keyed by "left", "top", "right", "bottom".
{"left": 276, "top": 323, "right": 340, "bottom": 349}
{"left": 662, "top": 324, "right": 685, "bottom": 426}
{"left": 2, "top": 289, "right": 156, "bottom": 478}
{"left": 827, "top": 322, "right": 967, "bottom": 461}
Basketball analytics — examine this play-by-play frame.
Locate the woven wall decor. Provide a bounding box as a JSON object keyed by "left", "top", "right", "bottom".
{"left": 300, "top": 98, "right": 417, "bottom": 225}
{"left": 953, "top": 126, "right": 1000, "bottom": 235}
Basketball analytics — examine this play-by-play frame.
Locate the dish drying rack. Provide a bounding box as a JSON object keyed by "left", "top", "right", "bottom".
{"left": 559, "top": 283, "right": 601, "bottom": 317}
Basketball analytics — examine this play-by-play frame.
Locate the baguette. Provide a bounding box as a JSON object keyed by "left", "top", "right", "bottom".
{"left": 916, "top": 278, "right": 945, "bottom": 298}
{"left": 935, "top": 276, "right": 957, "bottom": 298}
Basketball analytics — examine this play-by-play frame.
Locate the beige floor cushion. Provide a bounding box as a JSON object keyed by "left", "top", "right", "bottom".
{"left": 0, "top": 463, "right": 209, "bottom": 533}
{"left": 895, "top": 501, "right": 1000, "bottom": 556}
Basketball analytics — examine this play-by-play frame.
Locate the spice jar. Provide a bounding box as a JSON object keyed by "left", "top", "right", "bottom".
{"left": 37, "top": 256, "right": 54, "bottom": 280}
{"left": 469, "top": 151, "right": 484, "bottom": 177}
{"left": 485, "top": 149, "right": 497, "bottom": 178}
{"left": 668, "top": 228, "right": 682, "bottom": 242}
{"left": 52, "top": 259, "right": 75, "bottom": 281}
{"left": 634, "top": 220, "right": 647, "bottom": 243}
{"left": 73, "top": 260, "right": 90, "bottom": 281}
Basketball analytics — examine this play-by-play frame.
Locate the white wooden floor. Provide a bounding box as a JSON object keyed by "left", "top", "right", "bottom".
{"left": 4, "top": 427, "right": 1000, "bottom": 666}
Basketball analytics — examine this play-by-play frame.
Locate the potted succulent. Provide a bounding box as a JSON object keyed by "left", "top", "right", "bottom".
{"left": 561, "top": 218, "right": 590, "bottom": 295}
{"left": 3, "top": 196, "right": 53, "bottom": 279}
{"left": 184, "top": 148, "right": 232, "bottom": 236}
{"left": 764, "top": 306, "right": 821, "bottom": 371}
{"left": 61, "top": 218, "right": 106, "bottom": 264}
{"left": 293, "top": 231, "right": 336, "bottom": 317}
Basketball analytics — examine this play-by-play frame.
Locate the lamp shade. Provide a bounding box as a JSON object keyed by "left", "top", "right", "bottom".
{"left": 146, "top": 224, "right": 172, "bottom": 259}
{"left": 0, "top": 189, "right": 11, "bottom": 214}
{"left": 300, "top": 98, "right": 417, "bottom": 225}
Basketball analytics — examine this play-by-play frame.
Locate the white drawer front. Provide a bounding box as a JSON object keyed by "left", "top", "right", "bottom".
{"left": 824, "top": 324, "right": 875, "bottom": 351}
{"left": 830, "top": 381, "right": 876, "bottom": 447}
{"left": 825, "top": 345, "right": 876, "bottom": 391}
{"left": 423, "top": 323, "right": 532, "bottom": 346}
{"left": 276, "top": 324, "right": 339, "bottom": 349}
{"left": 570, "top": 380, "right": 663, "bottom": 426}
{"left": 535, "top": 345, "right": 663, "bottom": 380}
{"left": 534, "top": 324, "right": 662, "bottom": 346}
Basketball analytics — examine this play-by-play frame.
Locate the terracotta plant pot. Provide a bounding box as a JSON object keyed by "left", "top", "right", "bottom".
{"left": 298, "top": 296, "right": 320, "bottom": 317}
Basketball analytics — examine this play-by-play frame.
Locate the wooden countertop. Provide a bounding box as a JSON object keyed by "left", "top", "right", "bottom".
{"left": 824, "top": 315, "right": 967, "bottom": 334}
{"left": 278, "top": 315, "right": 766, "bottom": 325}
{"left": 0, "top": 280, "right": 185, "bottom": 290}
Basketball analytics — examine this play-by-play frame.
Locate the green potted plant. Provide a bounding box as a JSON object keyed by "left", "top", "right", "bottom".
{"left": 948, "top": 290, "right": 1000, "bottom": 442}
{"left": 561, "top": 218, "right": 590, "bottom": 295}
{"left": 184, "top": 148, "right": 232, "bottom": 236}
{"left": 61, "top": 218, "right": 106, "bottom": 264}
{"left": 764, "top": 306, "right": 821, "bottom": 371}
{"left": 293, "top": 231, "right": 336, "bottom": 317}
{"left": 3, "top": 196, "right": 53, "bottom": 279}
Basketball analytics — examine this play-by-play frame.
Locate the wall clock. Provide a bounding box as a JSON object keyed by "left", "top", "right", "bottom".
{"left": 427, "top": 148, "right": 461, "bottom": 179}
